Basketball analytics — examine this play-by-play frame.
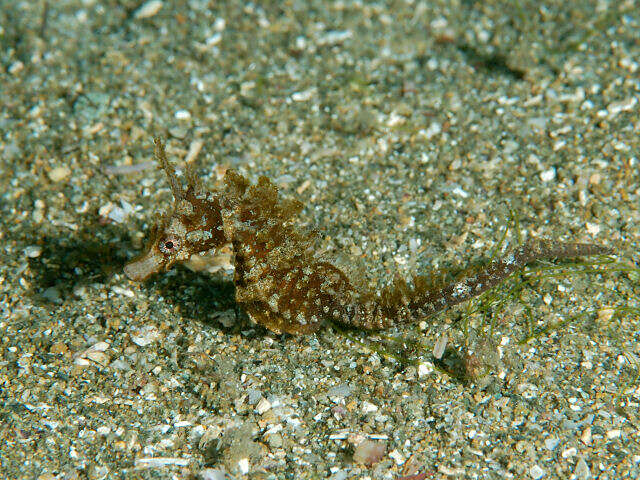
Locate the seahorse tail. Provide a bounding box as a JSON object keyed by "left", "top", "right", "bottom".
{"left": 341, "top": 240, "right": 613, "bottom": 331}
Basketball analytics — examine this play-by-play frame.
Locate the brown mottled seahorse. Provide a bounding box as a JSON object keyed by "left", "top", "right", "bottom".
{"left": 124, "top": 138, "right": 613, "bottom": 334}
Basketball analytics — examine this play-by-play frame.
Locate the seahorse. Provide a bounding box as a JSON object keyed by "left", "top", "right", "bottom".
{"left": 124, "top": 138, "right": 613, "bottom": 334}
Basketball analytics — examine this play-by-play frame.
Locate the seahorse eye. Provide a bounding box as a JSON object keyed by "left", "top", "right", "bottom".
{"left": 159, "top": 236, "right": 181, "bottom": 254}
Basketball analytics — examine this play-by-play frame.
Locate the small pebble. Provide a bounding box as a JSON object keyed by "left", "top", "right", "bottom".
{"left": 329, "top": 471, "right": 349, "bottom": 480}
{"left": 606, "top": 429, "right": 621, "bottom": 439}
{"left": 134, "top": 0, "right": 163, "bottom": 19}
{"left": 88, "top": 466, "right": 109, "bottom": 480}
{"left": 296, "top": 179, "right": 311, "bottom": 194}
{"left": 134, "top": 457, "right": 190, "bottom": 468}
{"left": 9, "top": 61, "right": 24, "bottom": 75}
{"left": 291, "top": 89, "right": 315, "bottom": 102}
{"left": 420, "top": 122, "right": 441, "bottom": 139}
{"left": 42, "top": 287, "right": 62, "bottom": 303}
{"left": 317, "top": 30, "right": 352, "bottom": 46}
{"left": 540, "top": 168, "right": 556, "bottom": 182}
{"left": 353, "top": 440, "right": 386, "bottom": 466}
{"left": 544, "top": 437, "right": 559, "bottom": 450}
{"left": 575, "top": 457, "right": 590, "bottom": 479}
{"left": 597, "top": 308, "right": 615, "bottom": 321}
{"left": 49, "top": 342, "right": 68, "bottom": 355}
{"left": 206, "top": 33, "right": 222, "bottom": 46}
{"left": 607, "top": 97, "right": 637, "bottom": 117}
{"left": 168, "top": 126, "right": 188, "bottom": 139}
{"left": 212, "top": 310, "right": 236, "bottom": 328}
{"left": 432, "top": 333, "right": 448, "bottom": 359}
{"left": 585, "top": 222, "right": 600, "bottom": 235}
{"left": 107, "top": 205, "right": 127, "bottom": 223}
{"left": 237, "top": 458, "right": 249, "bottom": 475}
{"left": 256, "top": 397, "right": 272, "bottom": 414}
{"left": 362, "top": 401, "right": 378, "bottom": 413}
{"left": 580, "top": 426, "right": 592, "bottom": 445}
{"left": 24, "top": 246, "right": 42, "bottom": 258}
{"left": 33, "top": 208, "right": 45, "bottom": 223}
{"left": 388, "top": 449, "right": 405, "bottom": 465}
{"left": 418, "top": 361, "right": 434, "bottom": 377}
{"left": 174, "top": 109, "right": 191, "bottom": 120}
{"left": 198, "top": 469, "right": 227, "bottom": 480}
{"left": 327, "top": 383, "right": 352, "bottom": 398}
{"left": 48, "top": 166, "right": 71, "bottom": 182}
{"left": 213, "top": 17, "right": 226, "bottom": 31}
{"left": 130, "top": 326, "right": 161, "bottom": 347}
{"left": 529, "top": 465, "right": 545, "bottom": 479}
{"left": 185, "top": 139, "right": 204, "bottom": 164}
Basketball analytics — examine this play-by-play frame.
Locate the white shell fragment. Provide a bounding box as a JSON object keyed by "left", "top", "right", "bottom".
{"left": 135, "top": 457, "right": 190, "bottom": 468}
{"left": 433, "top": 333, "right": 448, "bottom": 359}
{"left": 134, "top": 1, "right": 163, "bottom": 19}
{"left": 48, "top": 166, "right": 71, "bottom": 182}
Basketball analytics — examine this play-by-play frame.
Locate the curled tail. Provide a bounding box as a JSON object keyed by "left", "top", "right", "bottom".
{"left": 343, "top": 241, "right": 614, "bottom": 330}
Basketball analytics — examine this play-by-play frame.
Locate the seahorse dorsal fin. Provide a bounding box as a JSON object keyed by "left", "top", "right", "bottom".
{"left": 154, "top": 137, "right": 184, "bottom": 200}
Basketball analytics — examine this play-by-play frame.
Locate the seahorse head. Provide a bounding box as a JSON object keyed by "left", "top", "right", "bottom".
{"left": 124, "top": 139, "right": 227, "bottom": 281}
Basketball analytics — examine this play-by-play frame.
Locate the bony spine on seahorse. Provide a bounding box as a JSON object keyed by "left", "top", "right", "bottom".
{"left": 124, "top": 138, "right": 614, "bottom": 334}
